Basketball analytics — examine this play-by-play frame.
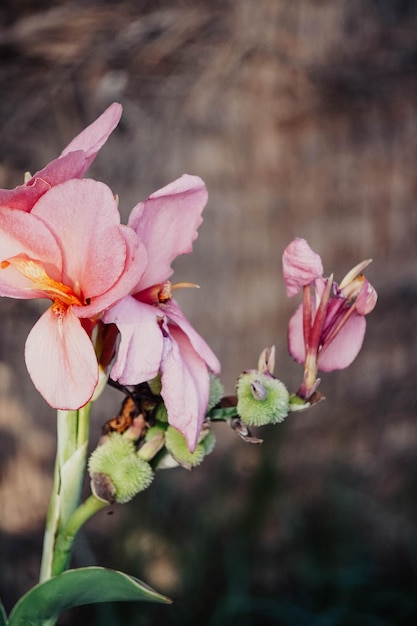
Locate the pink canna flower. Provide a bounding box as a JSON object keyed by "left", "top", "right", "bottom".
{"left": 283, "top": 238, "right": 377, "bottom": 400}
{"left": 0, "top": 103, "right": 122, "bottom": 212}
{"left": 0, "top": 177, "right": 146, "bottom": 409}
{"left": 103, "top": 174, "right": 221, "bottom": 451}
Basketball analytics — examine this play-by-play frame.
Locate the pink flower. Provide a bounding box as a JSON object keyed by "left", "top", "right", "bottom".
{"left": 0, "top": 178, "right": 146, "bottom": 409}
{"left": 103, "top": 175, "right": 220, "bottom": 451}
{"left": 0, "top": 103, "right": 122, "bottom": 212}
{"left": 283, "top": 238, "right": 377, "bottom": 400}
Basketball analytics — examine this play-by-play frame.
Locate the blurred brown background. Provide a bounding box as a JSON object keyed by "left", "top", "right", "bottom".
{"left": 1, "top": 1, "right": 417, "bottom": 624}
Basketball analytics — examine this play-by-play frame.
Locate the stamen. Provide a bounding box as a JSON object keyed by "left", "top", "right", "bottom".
{"left": 339, "top": 259, "right": 372, "bottom": 290}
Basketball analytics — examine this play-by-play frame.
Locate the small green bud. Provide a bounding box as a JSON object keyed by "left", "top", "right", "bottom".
{"left": 207, "top": 374, "right": 224, "bottom": 411}
{"left": 165, "top": 426, "right": 206, "bottom": 470}
{"left": 89, "top": 433, "right": 154, "bottom": 504}
{"left": 236, "top": 370, "right": 290, "bottom": 426}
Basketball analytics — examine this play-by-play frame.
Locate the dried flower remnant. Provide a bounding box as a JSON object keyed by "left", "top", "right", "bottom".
{"left": 283, "top": 238, "right": 377, "bottom": 401}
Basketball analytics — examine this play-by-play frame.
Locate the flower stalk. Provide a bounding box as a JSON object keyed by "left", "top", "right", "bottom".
{"left": 39, "top": 404, "right": 92, "bottom": 582}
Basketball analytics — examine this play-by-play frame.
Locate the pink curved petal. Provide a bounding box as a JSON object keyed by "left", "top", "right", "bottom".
{"left": 0, "top": 177, "right": 52, "bottom": 212}
{"left": 25, "top": 306, "right": 99, "bottom": 409}
{"left": 75, "top": 225, "right": 147, "bottom": 318}
{"left": 103, "top": 296, "right": 163, "bottom": 384}
{"left": 283, "top": 238, "right": 324, "bottom": 297}
{"left": 160, "top": 325, "right": 210, "bottom": 451}
{"left": 164, "top": 299, "right": 220, "bottom": 374}
{"left": 287, "top": 303, "right": 306, "bottom": 364}
{"left": 60, "top": 102, "right": 122, "bottom": 173}
{"left": 0, "top": 207, "right": 63, "bottom": 298}
{"left": 29, "top": 150, "right": 88, "bottom": 189}
{"left": 31, "top": 179, "right": 127, "bottom": 299}
{"left": 128, "top": 174, "right": 208, "bottom": 291}
{"left": 318, "top": 314, "right": 366, "bottom": 371}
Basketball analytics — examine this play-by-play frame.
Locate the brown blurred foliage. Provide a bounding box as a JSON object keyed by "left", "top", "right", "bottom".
{"left": 1, "top": 1, "right": 417, "bottom": 624}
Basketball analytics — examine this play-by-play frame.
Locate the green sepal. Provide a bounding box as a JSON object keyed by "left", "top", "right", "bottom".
{"left": 288, "top": 393, "right": 311, "bottom": 411}
{"left": 207, "top": 406, "right": 239, "bottom": 421}
{"left": 8, "top": 567, "right": 171, "bottom": 626}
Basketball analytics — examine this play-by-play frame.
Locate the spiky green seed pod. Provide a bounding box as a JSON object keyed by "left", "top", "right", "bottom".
{"left": 89, "top": 433, "right": 154, "bottom": 504}
{"left": 165, "top": 426, "right": 206, "bottom": 470}
{"left": 236, "top": 370, "right": 290, "bottom": 427}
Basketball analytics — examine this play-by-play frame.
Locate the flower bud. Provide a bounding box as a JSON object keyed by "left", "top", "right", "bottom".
{"left": 88, "top": 433, "right": 153, "bottom": 504}
{"left": 236, "top": 370, "right": 290, "bottom": 426}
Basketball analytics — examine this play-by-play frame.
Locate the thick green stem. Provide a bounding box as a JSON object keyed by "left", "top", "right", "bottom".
{"left": 39, "top": 405, "right": 92, "bottom": 582}
{"left": 51, "top": 495, "right": 109, "bottom": 576}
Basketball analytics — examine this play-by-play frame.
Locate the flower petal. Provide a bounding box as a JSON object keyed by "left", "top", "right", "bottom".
{"left": 160, "top": 325, "right": 210, "bottom": 451}
{"left": 31, "top": 179, "right": 128, "bottom": 299}
{"left": 282, "top": 238, "right": 324, "bottom": 297}
{"left": 103, "top": 296, "right": 163, "bottom": 384}
{"left": 28, "top": 150, "right": 89, "bottom": 192}
{"left": 0, "top": 206, "right": 63, "bottom": 298}
{"left": 60, "top": 102, "right": 122, "bottom": 172}
{"left": 318, "top": 314, "right": 366, "bottom": 371}
{"left": 74, "top": 224, "right": 147, "bottom": 318}
{"left": 287, "top": 303, "right": 306, "bottom": 364}
{"left": 128, "top": 174, "right": 208, "bottom": 291}
{"left": 164, "top": 299, "right": 220, "bottom": 374}
{"left": 25, "top": 306, "right": 98, "bottom": 409}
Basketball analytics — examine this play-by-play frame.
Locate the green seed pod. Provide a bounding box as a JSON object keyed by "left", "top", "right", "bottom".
{"left": 89, "top": 433, "right": 154, "bottom": 504}
{"left": 236, "top": 370, "right": 290, "bottom": 427}
{"left": 165, "top": 426, "right": 206, "bottom": 470}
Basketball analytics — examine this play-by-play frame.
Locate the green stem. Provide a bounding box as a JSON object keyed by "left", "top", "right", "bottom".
{"left": 39, "top": 405, "right": 92, "bottom": 582}
{"left": 51, "top": 495, "right": 109, "bottom": 576}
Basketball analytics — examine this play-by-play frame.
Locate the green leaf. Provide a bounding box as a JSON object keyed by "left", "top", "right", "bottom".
{"left": 0, "top": 600, "right": 7, "bottom": 626}
{"left": 8, "top": 567, "right": 171, "bottom": 626}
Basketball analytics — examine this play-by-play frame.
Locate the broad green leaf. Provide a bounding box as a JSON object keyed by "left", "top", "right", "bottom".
{"left": 9, "top": 567, "right": 171, "bottom": 626}
{"left": 0, "top": 600, "right": 7, "bottom": 626}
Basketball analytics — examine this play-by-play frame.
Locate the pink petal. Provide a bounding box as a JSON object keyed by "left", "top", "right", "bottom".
{"left": 318, "top": 314, "right": 366, "bottom": 371}
{"left": 31, "top": 179, "right": 127, "bottom": 299}
{"left": 0, "top": 206, "right": 63, "bottom": 298}
{"left": 160, "top": 325, "right": 210, "bottom": 451}
{"left": 25, "top": 306, "right": 99, "bottom": 409}
{"left": 29, "top": 150, "right": 89, "bottom": 190}
{"left": 128, "top": 174, "right": 208, "bottom": 291}
{"left": 164, "top": 299, "right": 220, "bottom": 374}
{"left": 60, "top": 102, "right": 122, "bottom": 173}
{"left": 287, "top": 303, "right": 306, "bottom": 364}
{"left": 103, "top": 296, "right": 163, "bottom": 384}
{"left": 74, "top": 225, "right": 147, "bottom": 318}
{"left": 355, "top": 279, "right": 377, "bottom": 315}
{"left": 282, "top": 238, "right": 324, "bottom": 297}
{"left": 0, "top": 177, "right": 53, "bottom": 212}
